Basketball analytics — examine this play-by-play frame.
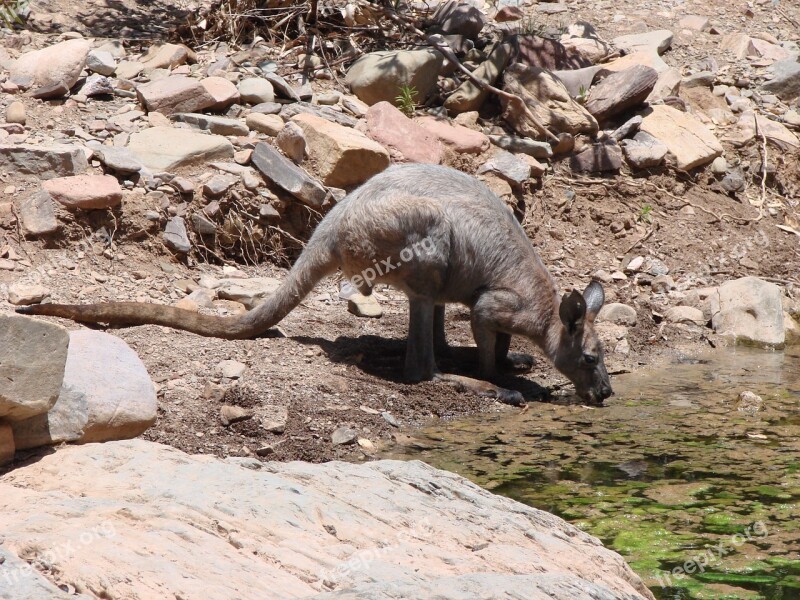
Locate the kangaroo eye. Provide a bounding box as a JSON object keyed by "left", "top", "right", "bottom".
{"left": 583, "top": 353, "right": 597, "bottom": 365}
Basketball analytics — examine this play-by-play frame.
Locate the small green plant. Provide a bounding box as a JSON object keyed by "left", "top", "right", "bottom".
{"left": 518, "top": 16, "right": 546, "bottom": 37}
{"left": 639, "top": 204, "right": 654, "bottom": 224}
{"left": 0, "top": 0, "right": 28, "bottom": 28}
{"left": 576, "top": 85, "right": 589, "bottom": 104}
{"left": 395, "top": 84, "right": 418, "bottom": 117}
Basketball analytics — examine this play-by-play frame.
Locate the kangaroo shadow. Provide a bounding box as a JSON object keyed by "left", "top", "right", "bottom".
{"left": 292, "top": 334, "right": 552, "bottom": 402}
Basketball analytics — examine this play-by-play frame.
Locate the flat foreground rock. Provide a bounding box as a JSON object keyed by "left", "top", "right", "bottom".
{"left": 0, "top": 440, "right": 653, "bottom": 599}
{"left": 128, "top": 126, "right": 234, "bottom": 171}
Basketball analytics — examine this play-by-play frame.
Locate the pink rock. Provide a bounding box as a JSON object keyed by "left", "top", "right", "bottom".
{"left": 43, "top": 175, "right": 123, "bottom": 210}
{"left": 10, "top": 39, "right": 90, "bottom": 91}
{"left": 414, "top": 116, "right": 489, "bottom": 154}
{"left": 200, "top": 76, "right": 240, "bottom": 110}
{"left": 365, "top": 102, "right": 443, "bottom": 164}
{"left": 135, "top": 76, "right": 216, "bottom": 115}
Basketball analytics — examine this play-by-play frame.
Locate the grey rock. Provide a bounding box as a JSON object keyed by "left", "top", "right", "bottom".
{"left": 611, "top": 115, "right": 643, "bottom": 141}
{"left": 570, "top": 142, "right": 623, "bottom": 173}
{"left": 760, "top": 59, "right": 800, "bottom": 101}
{"left": 487, "top": 135, "right": 553, "bottom": 159}
{"left": 218, "top": 360, "right": 247, "bottom": 379}
{"left": 621, "top": 132, "right": 668, "bottom": 169}
{"left": 651, "top": 274, "right": 675, "bottom": 293}
{"left": 279, "top": 101, "right": 357, "bottom": 128}
{"left": 203, "top": 174, "right": 238, "bottom": 198}
{"left": 250, "top": 101, "right": 282, "bottom": 115}
{"left": 682, "top": 71, "right": 715, "bottom": 89}
{"left": 346, "top": 49, "right": 443, "bottom": 107}
{"left": 259, "top": 405, "right": 288, "bottom": 434}
{"left": 19, "top": 190, "right": 59, "bottom": 236}
{"left": 88, "top": 144, "right": 143, "bottom": 174}
{"left": 0, "top": 315, "right": 69, "bottom": 422}
{"left": 216, "top": 276, "right": 281, "bottom": 310}
{"left": 0, "top": 440, "right": 653, "bottom": 600}
{"left": 263, "top": 72, "right": 300, "bottom": 101}
{"left": 721, "top": 168, "right": 746, "bottom": 193}
{"left": 8, "top": 283, "right": 50, "bottom": 305}
{"left": 597, "top": 303, "right": 637, "bottom": 326}
{"left": 86, "top": 49, "right": 116, "bottom": 76}
{"left": 710, "top": 277, "right": 785, "bottom": 347}
{"left": 163, "top": 216, "right": 191, "bottom": 254}
{"left": 31, "top": 81, "right": 71, "bottom": 99}
{"left": 5, "top": 101, "right": 26, "bottom": 125}
{"left": 191, "top": 212, "right": 217, "bottom": 235}
{"left": 664, "top": 306, "right": 705, "bottom": 325}
{"left": 127, "top": 127, "right": 234, "bottom": 171}
{"left": 172, "top": 113, "right": 249, "bottom": 136}
{"left": 613, "top": 30, "right": 674, "bottom": 55}
{"left": 80, "top": 74, "right": 115, "bottom": 97}
{"left": 0, "top": 144, "right": 88, "bottom": 178}
{"left": 251, "top": 142, "right": 328, "bottom": 208}
{"left": 477, "top": 149, "right": 531, "bottom": 185}
{"left": 332, "top": 426, "right": 358, "bottom": 445}
{"left": 584, "top": 65, "right": 658, "bottom": 122}
{"left": 237, "top": 77, "right": 275, "bottom": 104}
{"left": 432, "top": 2, "right": 486, "bottom": 39}
{"left": 11, "top": 330, "right": 157, "bottom": 449}
{"left": 276, "top": 121, "right": 306, "bottom": 164}
{"left": 552, "top": 65, "right": 602, "bottom": 98}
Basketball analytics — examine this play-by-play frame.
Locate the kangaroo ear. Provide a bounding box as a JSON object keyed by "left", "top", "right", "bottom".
{"left": 583, "top": 281, "right": 605, "bottom": 320}
{"left": 559, "top": 290, "right": 586, "bottom": 335}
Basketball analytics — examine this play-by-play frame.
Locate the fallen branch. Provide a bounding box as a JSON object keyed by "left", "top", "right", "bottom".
{"left": 376, "top": 1, "right": 560, "bottom": 144}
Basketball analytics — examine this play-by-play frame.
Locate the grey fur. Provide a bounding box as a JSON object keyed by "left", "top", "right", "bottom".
{"left": 17, "top": 164, "right": 613, "bottom": 403}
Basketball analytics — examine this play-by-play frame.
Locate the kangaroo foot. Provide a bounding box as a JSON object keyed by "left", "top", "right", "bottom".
{"left": 498, "top": 352, "right": 534, "bottom": 373}
{"left": 434, "top": 373, "right": 525, "bottom": 406}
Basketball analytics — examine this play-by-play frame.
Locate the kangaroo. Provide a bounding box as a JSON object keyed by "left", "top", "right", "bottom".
{"left": 17, "top": 164, "right": 613, "bottom": 404}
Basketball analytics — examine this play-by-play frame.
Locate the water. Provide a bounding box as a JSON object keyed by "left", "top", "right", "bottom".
{"left": 387, "top": 347, "right": 800, "bottom": 600}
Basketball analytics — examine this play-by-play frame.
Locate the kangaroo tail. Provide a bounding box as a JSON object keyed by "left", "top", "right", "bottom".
{"left": 16, "top": 236, "right": 339, "bottom": 340}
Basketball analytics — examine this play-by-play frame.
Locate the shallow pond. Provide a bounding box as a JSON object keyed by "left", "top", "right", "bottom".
{"left": 388, "top": 346, "right": 800, "bottom": 599}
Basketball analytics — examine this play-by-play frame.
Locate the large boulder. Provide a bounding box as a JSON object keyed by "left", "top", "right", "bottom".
{"left": 345, "top": 49, "right": 443, "bottom": 106}
{"left": 0, "top": 316, "right": 69, "bottom": 422}
{"left": 9, "top": 38, "right": 91, "bottom": 91}
{"left": 128, "top": 126, "right": 234, "bottom": 171}
{"left": 291, "top": 113, "right": 390, "bottom": 188}
{"left": 640, "top": 105, "right": 722, "bottom": 170}
{"left": 502, "top": 63, "right": 598, "bottom": 136}
{"left": 710, "top": 277, "right": 785, "bottom": 347}
{"left": 0, "top": 440, "right": 654, "bottom": 599}
{"left": 365, "top": 102, "right": 443, "bottom": 164}
{"left": 11, "top": 330, "right": 157, "bottom": 449}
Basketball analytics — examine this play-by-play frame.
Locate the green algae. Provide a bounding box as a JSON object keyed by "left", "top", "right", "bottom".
{"left": 387, "top": 346, "right": 800, "bottom": 600}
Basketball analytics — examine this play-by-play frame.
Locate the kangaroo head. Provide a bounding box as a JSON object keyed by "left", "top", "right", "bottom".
{"left": 553, "top": 281, "right": 613, "bottom": 404}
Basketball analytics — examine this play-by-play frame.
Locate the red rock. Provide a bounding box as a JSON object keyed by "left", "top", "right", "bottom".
{"left": 135, "top": 76, "right": 216, "bottom": 115}
{"left": 414, "top": 116, "right": 489, "bottom": 154}
{"left": 200, "top": 77, "right": 240, "bottom": 111}
{"left": 43, "top": 175, "right": 123, "bottom": 210}
{"left": 365, "top": 102, "right": 443, "bottom": 164}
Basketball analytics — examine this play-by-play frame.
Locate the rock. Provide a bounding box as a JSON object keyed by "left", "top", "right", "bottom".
{"left": 721, "top": 168, "right": 746, "bottom": 194}
{"left": 560, "top": 23, "right": 613, "bottom": 63}
{"left": 140, "top": 43, "right": 191, "bottom": 70}
{"left": 612, "top": 30, "right": 673, "bottom": 55}
{"left": 584, "top": 65, "right": 658, "bottom": 122}
{"left": 86, "top": 49, "right": 116, "bottom": 76}
{"left": 488, "top": 135, "right": 553, "bottom": 159}
{"left": 42, "top": 174, "right": 123, "bottom": 210}
{"left": 639, "top": 106, "right": 723, "bottom": 170}
{"left": 664, "top": 306, "right": 705, "bottom": 325}
{"left": 128, "top": 126, "right": 234, "bottom": 171}
{"left": 89, "top": 145, "right": 144, "bottom": 174}
{"left": 651, "top": 275, "right": 675, "bottom": 293}
{"left": 597, "top": 303, "right": 637, "bottom": 326}
{"left": 0, "top": 440, "right": 652, "bottom": 599}
{"left": 5, "top": 101, "right": 26, "bottom": 125}
{"left": 414, "top": 116, "right": 489, "bottom": 154}
{"left": 173, "top": 113, "right": 249, "bottom": 136}
{"left": 220, "top": 405, "right": 252, "bottom": 426}
{"left": 611, "top": 116, "right": 643, "bottom": 141}
{"left": 502, "top": 63, "right": 598, "bottom": 137}
{"left": 163, "top": 216, "right": 191, "bottom": 254}
{"left": 136, "top": 77, "right": 216, "bottom": 115}
{"left": 736, "top": 111, "right": 799, "bottom": 149}
{"left": 259, "top": 405, "right": 288, "bottom": 434}
{"left": 510, "top": 35, "right": 592, "bottom": 71}
{"left": 601, "top": 51, "right": 669, "bottom": 75}
{"left": 647, "top": 68, "right": 682, "bottom": 103}
{"left": 477, "top": 149, "right": 531, "bottom": 186}
{"left": 0, "top": 424, "right": 12, "bottom": 465}
{"left": 237, "top": 77, "right": 275, "bottom": 104}
{"left": 710, "top": 277, "right": 785, "bottom": 347}
{"left": 710, "top": 156, "right": 728, "bottom": 175}
{"left": 0, "top": 144, "right": 88, "bottom": 178}
{"left": 251, "top": 142, "right": 329, "bottom": 207}
{"left": 218, "top": 360, "right": 247, "bottom": 379}
{"left": 8, "top": 283, "right": 51, "bottom": 306}
{"left": 246, "top": 113, "right": 284, "bottom": 136}
{"left": 683, "top": 71, "right": 715, "bottom": 89}
{"left": 552, "top": 65, "right": 602, "bottom": 98}
{"left": 679, "top": 16, "right": 710, "bottom": 31}
{"left": 263, "top": 73, "right": 300, "bottom": 102}
{"left": 332, "top": 426, "right": 358, "bottom": 445}
{"left": 11, "top": 330, "right": 157, "bottom": 449}
{"left": 216, "top": 276, "right": 281, "bottom": 310}
{"left": 785, "top": 312, "right": 800, "bottom": 345}
{"left": 432, "top": 2, "right": 486, "bottom": 39}
{"left": 346, "top": 49, "right": 443, "bottom": 106}
{"left": 9, "top": 38, "right": 90, "bottom": 91}
{"left": 761, "top": 59, "right": 800, "bottom": 101}
{"left": 19, "top": 190, "right": 59, "bottom": 237}
{"left": 292, "top": 113, "right": 390, "bottom": 188}
{"left": 0, "top": 315, "right": 69, "bottom": 422}
{"left": 203, "top": 174, "right": 237, "bottom": 199}
{"left": 347, "top": 293, "right": 383, "bottom": 318}
{"left": 280, "top": 102, "right": 358, "bottom": 128}
{"left": 116, "top": 60, "right": 144, "bottom": 80}
{"left": 737, "top": 390, "right": 764, "bottom": 414}
{"left": 251, "top": 102, "right": 282, "bottom": 115}
{"left": 445, "top": 41, "right": 513, "bottom": 114}
{"left": 570, "top": 142, "right": 623, "bottom": 173}
{"left": 276, "top": 122, "right": 306, "bottom": 163}
{"left": 200, "top": 76, "right": 240, "bottom": 111}
{"left": 621, "top": 132, "right": 668, "bottom": 169}
{"left": 365, "top": 102, "right": 443, "bottom": 164}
